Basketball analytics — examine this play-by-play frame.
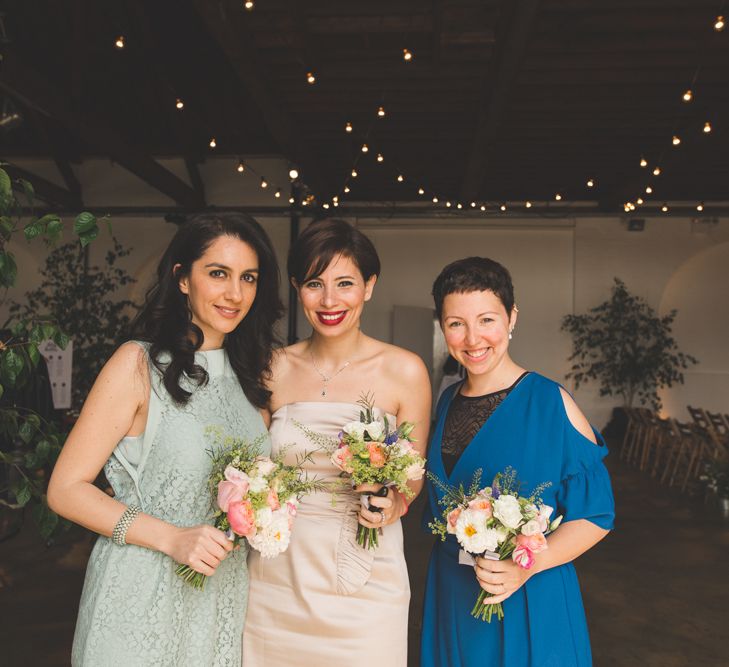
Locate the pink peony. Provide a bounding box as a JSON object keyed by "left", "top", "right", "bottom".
{"left": 446, "top": 507, "right": 462, "bottom": 534}
{"left": 266, "top": 488, "right": 281, "bottom": 511}
{"left": 467, "top": 497, "right": 493, "bottom": 517}
{"left": 217, "top": 479, "right": 245, "bottom": 513}
{"left": 516, "top": 532, "right": 548, "bottom": 554}
{"left": 227, "top": 499, "right": 257, "bottom": 537}
{"left": 331, "top": 445, "right": 355, "bottom": 474}
{"left": 367, "top": 442, "right": 386, "bottom": 468}
{"left": 512, "top": 544, "right": 535, "bottom": 569}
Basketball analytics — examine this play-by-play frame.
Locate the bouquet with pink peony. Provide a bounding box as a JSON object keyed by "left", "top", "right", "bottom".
{"left": 176, "top": 430, "right": 323, "bottom": 590}
{"left": 429, "top": 467, "right": 562, "bottom": 622}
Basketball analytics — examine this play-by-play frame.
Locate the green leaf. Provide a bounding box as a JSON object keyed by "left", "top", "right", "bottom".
{"left": 33, "top": 500, "right": 59, "bottom": 539}
{"left": 73, "top": 212, "right": 97, "bottom": 234}
{"left": 14, "top": 481, "right": 32, "bottom": 507}
{"left": 27, "top": 343, "right": 40, "bottom": 367}
{"left": 0, "top": 168, "right": 12, "bottom": 201}
{"left": 0, "top": 215, "right": 13, "bottom": 240}
{"left": 45, "top": 218, "right": 64, "bottom": 244}
{"left": 0, "top": 383, "right": 3, "bottom": 400}
{"left": 23, "top": 221, "right": 44, "bottom": 241}
{"left": 41, "top": 322, "right": 56, "bottom": 341}
{"left": 52, "top": 329, "right": 70, "bottom": 349}
{"left": 0, "top": 250, "right": 17, "bottom": 288}
{"left": 36, "top": 439, "right": 51, "bottom": 462}
{"left": 1, "top": 347, "right": 24, "bottom": 385}
{"left": 18, "top": 419, "right": 35, "bottom": 444}
{"left": 79, "top": 226, "right": 99, "bottom": 247}
{"left": 18, "top": 178, "right": 35, "bottom": 203}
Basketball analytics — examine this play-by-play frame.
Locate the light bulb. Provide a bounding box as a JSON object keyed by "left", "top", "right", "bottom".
{"left": 456, "top": 203, "right": 463, "bottom": 209}
{"left": 397, "top": 174, "right": 404, "bottom": 182}
{"left": 289, "top": 168, "right": 299, "bottom": 180}
{"left": 432, "top": 196, "right": 439, "bottom": 203}
{"left": 715, "top": 15, "right": 725, "bottom": 31}
{"left": 500, "top": 204, "right": 506, "bottom": 212}
{"left": 323, "top": 203, "right": 330, "bottom": 209}
{"left": 377, "top": 106, "right": 385, "bottom": 118}
{"left": 704, "top": 121, "right": 712, "bottom": 133}
{"left": 640, "top": 157, "right": 648, "bottom": 168}
{"left": 555, "top": 193, "right": 562, "bottom": 201}
{"left": 525, "top": 201, "right": 532, "bottom": 208}
{"left": 237, "top": 160, "right": 245, "bottom": 173}
{"left": 288, "top": 197, "right": 295, "bottom": 204}
{"left": 418, "top": 187, "right": 425, "bottom": 195}
{"left": 344, "top": 186, "right": 350, "bottom": 193}
{"left": 682, "top": 89, "right": 693, "bottom": 103}
{"left": 672, "top": 135, "right": 681, "bottom": 146}
{"left": 244, "top": 0, "right": 254, "bottom": 9}
{"left": 332, "top": 196, "right": 339, "bottom": 203}
{"left": 115, "top": 35, "right": 125, "bottom": 49}
{"left": 351, "top": 169, "right": 358, "bottom": 178}
{"left": 274, "top": 188, "right": 281, "bottom": 198}
{"left": 470, "top": 202, "right": 476, "bottom": 208}
{"left": 446, "top": 201, "right": 452, "bottom": 208}
{"left": 661, "top": 204, "right": 668, "bottom": 212}
{"left": 480, "top": 205, "right": 486, "bottom": 211}
{"left": 403, "top": 48, "right": 413, "bottom": 62}
{"left": 361, "top": 144, "right": 368, "bottom": 153}
{"left": 637, "top": 198, "right": 644, "bottom": 205}
{"left": 333, "top": 201, "right": 339, "bottom": 207}
{"left": 306, "top": 72, "right": 316, "bottom": 84}
{"left": 209, "top": 137, "right": 217, "bottom": 148}
{"left": 586, "top": 179, "right": 594, "bottom": 188}
{"left": 697, "top": 202, "right": 704, "bottom": 211}
{"left": 645, "top": 185, "right": 653, "bottom": 194}
{"left": 345, "top": 121, "right": 353, "bottom": 133}
{"left": 302, "top": 200, "right": 308, "bottom": 206}
{"left": 376, "top": 153, "right": 384, "bottom": 162}
{"left": 653, "top": 167, "right": 661, "bottom": 176}
{"left": 175, "top": 98, "right": 184, "bottom": 109}
{"left": 260, "top": 177, "right": 268, "bottom": 188}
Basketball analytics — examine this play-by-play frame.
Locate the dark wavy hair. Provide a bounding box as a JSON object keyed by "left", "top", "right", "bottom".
{"left": 130, "top": 213, "right": 283, "bottom": 407}
{"left": 288, "top": 218, "right": 380, "bottom": 283}
{"left": 432, "top": 256, "right": 515, "bottom": 320}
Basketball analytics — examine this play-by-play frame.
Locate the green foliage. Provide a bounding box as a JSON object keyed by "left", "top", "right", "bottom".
{"left": 0, "top": 165, "right": 99, "bottom": 540}
{"left": 561, "top": 278, "right": 698, "bottom": 410}
{"left": 10, "top": 238, "right": 137, "bottom": 410}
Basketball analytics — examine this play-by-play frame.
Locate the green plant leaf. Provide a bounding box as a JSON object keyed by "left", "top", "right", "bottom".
{"left": 23, "top": 221, "right": 44, "bottom": 241}
{"left": 0, "top": 215, "right": 13, "bottom": 241}
{"left": 36, "top": 439, "right": 51, "bottom": 463}
{"left": 19, "top": 419, "right": 35, "bottom": 444}
{"left": 14, "top": 480, "right": 32, "bottom": 507}
{"left": 45, "top": 218, "right": 64, "bottom": 244}
{"left": 53, "top": 329, "right": 71, "bottom": 350}
{"left": 79, "top": 226, "right": 99, "bottom": 247}
{"left": 0, "top": 383, "right": 3, "bottom": 400}
{"left": 27, "top": 343, "right": 40, "bottom": 367}
{"left": 1, "top": 347, "right": 24, "bottom": 385}
{"left": 33, "top": 499, "right": 59, "bottom": 539}
{"left": 0, "top": 168, "right": 12, "bottom": 201}
{"left": 73, "top": 212, "right": 97, "bottom": 234}
{"left": 18, "top": 178, "right": 35, "bottom": 203}
{"left": 0, "top": 251, "right": 17, "bottom": 288}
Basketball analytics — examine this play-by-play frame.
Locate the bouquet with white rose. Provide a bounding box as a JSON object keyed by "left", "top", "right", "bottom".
{"left": 176, "top": 428, "right": 325, "bottom": 590}
{"left": 297, "top": 393, "right": 425, "bottom": 549}
{"left": 429, "top": 467, "right": 562, "bottom": 621}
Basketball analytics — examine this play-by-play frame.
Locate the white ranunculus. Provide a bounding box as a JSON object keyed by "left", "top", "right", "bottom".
{"left": 481, "top": 528, "right": 502, "bottom": 553}
{"left": 249, "top": 513, "right": 291, "bottom": 558}
{"left": 255, "top": 506, "right": 273, "bottom": 527}
{"left": 363, "top": 421, "right": 384, "bottom": 440}
{"left": 493, "top": 494, "right": 524, "bottom": 529}
{"left": 253, "top": 456, "right": 277, "bottom": 477}
{"left": 342, "top": 421, "right": 367, "bottom": 439}
{"left": 248, "top": 475, "right": 268, "bottom": 493}
{"left": 521, "top": 519, "right": 542, "bottom": 536}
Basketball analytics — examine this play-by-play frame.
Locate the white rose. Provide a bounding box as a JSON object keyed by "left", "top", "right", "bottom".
{"left": 363, "top": 421, "right": 384, "bottom": 440}
{"left": 253, "top": 456, "right": 277, "bottom": 477}
{"left": 493, "top": 494, "right": 524, "bottom": 529}
{"left": 521, "top": 519, "right": 542, "bottom": 536}
{"left": 481, "top": 528, "right": 502, "bottom": 553}
{"left": 255, "top": 506, "right": 273, "bottom": 527}
{"left": 342, "top": 421, "right": 367, "bottom": 439}
{"left": 248, "top": 476, "right": 268, "bottom": 493}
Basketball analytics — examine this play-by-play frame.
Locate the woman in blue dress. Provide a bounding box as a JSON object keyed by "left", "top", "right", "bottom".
{"left": 48, "top": 214, "right": 282, "bottom": 666}
{"left": 421, "top": 257, "right": 614, "bottom": 667}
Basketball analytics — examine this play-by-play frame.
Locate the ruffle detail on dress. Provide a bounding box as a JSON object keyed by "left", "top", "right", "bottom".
{"left": 336, "top": 505, "right": 375, "bottom": 595}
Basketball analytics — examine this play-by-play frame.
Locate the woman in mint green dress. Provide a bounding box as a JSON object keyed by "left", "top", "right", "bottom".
{"left": 48, "top": 213, "right": 283, "bottom": 666}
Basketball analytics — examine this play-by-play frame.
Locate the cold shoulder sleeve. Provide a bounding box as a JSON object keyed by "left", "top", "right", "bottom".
{"left": 554, "top": 411, "right": 615, "bottom": 531}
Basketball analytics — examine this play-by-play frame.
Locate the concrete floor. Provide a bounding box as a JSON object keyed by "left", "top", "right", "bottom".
{"left": 1, "top": 456, "right": 728, "bottom": 666}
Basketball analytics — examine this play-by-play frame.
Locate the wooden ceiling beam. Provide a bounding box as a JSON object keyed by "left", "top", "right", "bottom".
{"left": 1, "top": 161, "right": 81, "bottom": 209}
{"left": 460, "top": 0, "right": 542, "bottom": 200}
{"left": 193, "top": 0, "right": 331, "bottom": 198}
{"left": 0, "top": 53, "right": 203, "bottom": 209}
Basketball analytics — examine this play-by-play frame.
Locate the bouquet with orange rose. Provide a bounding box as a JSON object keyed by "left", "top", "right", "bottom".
{"left": 176, "top": 430, "right": 324, "bottom": 590}
{"left": 429, "top": 467, "right": 562, "bottom": 621}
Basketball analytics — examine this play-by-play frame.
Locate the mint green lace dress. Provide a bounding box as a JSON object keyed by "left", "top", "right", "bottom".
{"left": 72, "top": 344, "right": 269, "bottom": 667}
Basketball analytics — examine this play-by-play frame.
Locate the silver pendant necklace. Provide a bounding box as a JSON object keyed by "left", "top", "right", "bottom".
{"left": 310, "top": 351, "right": 352, "bottom": 397}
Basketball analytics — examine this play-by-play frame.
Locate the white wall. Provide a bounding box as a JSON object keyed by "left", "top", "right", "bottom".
{"left": 4, "top": 158, "right": 728, "bottom": 429}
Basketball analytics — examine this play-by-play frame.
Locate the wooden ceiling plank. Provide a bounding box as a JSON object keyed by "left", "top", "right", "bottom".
{"left": 460, "top": 0, "right": 542, "bottom": 200}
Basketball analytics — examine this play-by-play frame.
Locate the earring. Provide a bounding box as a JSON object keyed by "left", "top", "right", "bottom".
{"left": 509, "top": 330, "right": 513, "bottom": 340}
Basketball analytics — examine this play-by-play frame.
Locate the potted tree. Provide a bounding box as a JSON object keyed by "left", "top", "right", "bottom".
{"left": 561, "top": 278, "right": 697, "bottom": 439}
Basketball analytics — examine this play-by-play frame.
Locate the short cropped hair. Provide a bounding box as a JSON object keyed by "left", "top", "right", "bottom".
{"left": 432, "top": 256, "right": 515, "bottom": 320}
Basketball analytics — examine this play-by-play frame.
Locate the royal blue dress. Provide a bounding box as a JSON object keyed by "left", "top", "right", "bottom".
{"left": 421, "top": 372, "right": 614, "bottom": 667}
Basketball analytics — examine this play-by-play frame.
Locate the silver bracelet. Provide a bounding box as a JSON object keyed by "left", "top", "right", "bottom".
{"left": 111, "top": 504, "right": 141, "bottom": 546}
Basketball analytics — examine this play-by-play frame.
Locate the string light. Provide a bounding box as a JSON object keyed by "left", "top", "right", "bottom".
{"left": 115, "top": 35, "right": 125, "bottom": 49}
{"left": 672, "top": 135, "right": 681, "bottom": 146}
{"left": 332, "top": 196, "right": 339, "bottom": 203}
{"left": 274, "top": 188, "right": 281, "bottom": 198}
{"left": 333, "top": 201, "right": 339, "bottom": 207}
{"left": 344, "top": 186, "right": 350, "bottom": 193}
{"left": 456, "top": 203, "right": 463, "bottom": 209}
{"left": 704, "top": 121, "right": 712, "bottom": 133}
{"left": 555, "top": 193, "right": 562, "bottom": 201}
{"left": 260, "top": 177, "right": 268, "bottom": 189}
{"left": 175, "top": 98, "right": 184, "bottom": 109}
{"left": 432, "top": 196, "right": 439, "bottom": 203}
{"left": 376, "top": 153, "right": 384, "bottom": 162}
{"left": 525, "top": 201, "right": 532, "bottom": 208}
{"left": 288, "top": 168, "right": 299, "bottom": 180}
{"left": 322, "top": 203, "right": 330, "bottom": 209}
{"left": 351, "top": 169, "right": 358, "bottom": 178}
{"left": 586, "top": 179, "right": 594, "bottom": 188}
{"left": 637, "top": 198, "right": 644, "bottom": 205}
{"left": 289, "top": 197, "right": 295, "bottom": 204}
{"left": 361, "top": 144, "right": 368, "bottom": 153}
{"left": 418, "top": 187, "right": 425, "bottom": 195}
{"left": 306, "top": 71, "right": 316, "bottom": 84}
{"left": 244, "top": 0, "right": 254, "bottom": 9}
{"left": 715, "top": 15, "right": 725, "bottom": 31}
{"left": 653, "top": 167, "right": 661, "bottom": 176}
{"left": 377, "top": 106, "right": 386, "bottom": 118}
{"left": 697, "top": 202, "right": 704, "bottom": 211}
{"left": 396, "top": 174, "right": 404, "bottom": 182}
{"left": 480, "top": 205, "right": 486, "bottom": 211}
{"left": 209, "top": 137, "right": 217, "bottom": 149}
{"left": 345, "top": 121, "right": 353, "bottom": 133}
{"left": 500, "top": 204, "right": 507, "bottom": 212}
{"left": 682, "top": 89, "right": 693, "bottom": 103}
{"left": 640, "top": 157, "right": 648, "bottom": 168}
{"left": 645, "top": 185, "right": 653, "bottom": 194}
{"left": 237, "top": 160, "right": 245, "bottom": 173}
{"left": 402, "top": 48, "right": 413, "bottom": 62}
{"left": 446, "top": 201, "right": 452, "bottom": 208}
{"left": 661, "top": 203, "right": 669, "bottom": 212}
{"left": 470, "top": 202, "right": 477, "bottom": 208}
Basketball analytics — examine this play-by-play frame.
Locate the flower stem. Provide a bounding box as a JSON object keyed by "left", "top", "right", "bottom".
{"left": 471, "top": 589, "right": 504, "bottom": 622}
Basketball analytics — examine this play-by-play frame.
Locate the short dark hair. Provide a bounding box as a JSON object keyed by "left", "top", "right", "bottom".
{"left": 432, "top": 257, "right": 515, "bottom": 320}
{"left": 287, "top": 218, "right": 381, "bottom": 284}
{"left": 130, "top": 213, "right": 283, "bottom": 408}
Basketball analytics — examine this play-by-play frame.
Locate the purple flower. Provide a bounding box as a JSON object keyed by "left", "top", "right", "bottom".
{"left": 384, "top": 432, "right": 398, "bottom": 446}
{"left": 491, "top": 477, "right": 501, "bottom": 499}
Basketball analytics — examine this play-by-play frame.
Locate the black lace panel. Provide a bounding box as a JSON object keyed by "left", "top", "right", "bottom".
{"left": 440, "top": 373, "right": 528, "bottom": 476}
